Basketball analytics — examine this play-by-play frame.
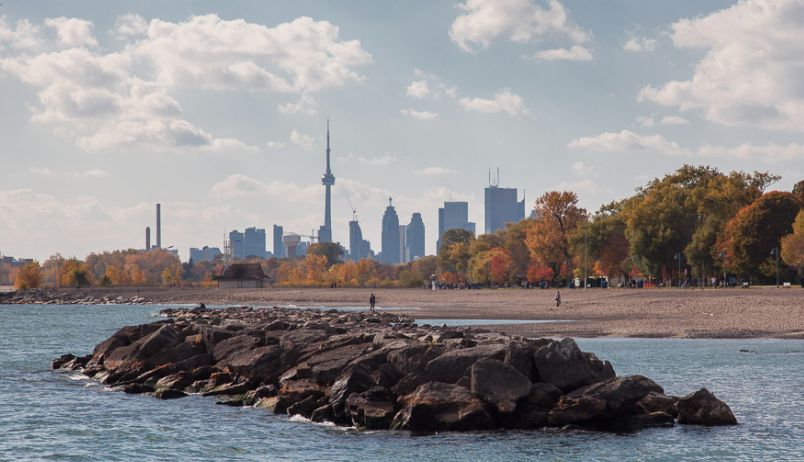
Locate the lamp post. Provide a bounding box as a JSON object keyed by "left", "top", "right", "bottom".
{"left": 674, "top": 252, "right": 681, "bottom": 288}
{"left": 771, "top": 247, "right": 779, "bottom": 288}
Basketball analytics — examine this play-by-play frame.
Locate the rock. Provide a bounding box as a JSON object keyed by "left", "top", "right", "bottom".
{"left": 256, "top": 396, "right": 292, "bottom": 414}
{"left": 155, "top": 389, "right": 188, "bottom": 400}
{"left": 392, "top": 382, "right": 495, "bottom": 432}
{"left": 329, "top": 364, "right": 376, "bottom": 419}
{"left": 425, "top": 344, "right": 506, "bottom": 384}
{"left": 470, "top": 359, "right": 532, "bottom": 414}
{"left": 211, "top": 335, "right": 261, "bottom": 363}
{"left": 226, "top": 346, "right": 283, "bottom": 382}
{"left": 533, "top": 338, "right": 615, "bottom": 393}
{"left": 676, "top": 388, "right": 738, "bottom": 426}
{"left": 308, "top": 343, "right": 375, "bottom": 385}
{"left": 547, "top": 396, "right": 608, "bottom": 427}
{"left": 155, "top": 371, "right": 194, "bottom": 391}
{"left": 345, "top": 386, "right": 396, "bottom": 429}
{"left": 287, "top": 395, "right": 324, "bottom": 418}
{"left": 311, "top": 404, "right": 335, "bottom": 423}
{"left": 201, "top": 381, "right": 251, "bottom": 397}
{"left": 243, "top": 385, "right": 277, "bottom": 406}
{"left": 601, "top": 412, "right": 675, "bottom": 433}
{"left": 524, "top": 382, "right": 563, "bottom": 409}
{"left": 565, "top": 375, "right": 664, "bottom": 415}
{"left": 632, "top": 391, "right": 678, "bottom": 415}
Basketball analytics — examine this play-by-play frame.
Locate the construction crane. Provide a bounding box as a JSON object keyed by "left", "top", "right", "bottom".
{"left": 347, "top": 196, "right": 357, "bottom": 221}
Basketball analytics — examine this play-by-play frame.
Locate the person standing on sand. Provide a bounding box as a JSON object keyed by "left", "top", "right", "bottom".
{"left": 369, "top": 293, "right": 376, "bottom": 312}
{"left": 555, "top": 290, "right": 561, "bottom": 308}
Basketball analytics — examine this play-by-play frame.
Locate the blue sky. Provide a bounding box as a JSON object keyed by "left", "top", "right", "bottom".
{"left": 2, "top": 0, "right": 803, "bottom": 262}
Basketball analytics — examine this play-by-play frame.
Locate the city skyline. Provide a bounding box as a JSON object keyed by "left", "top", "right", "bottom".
{"left": 2, "top": 1, "right": 803, "bottom": 262}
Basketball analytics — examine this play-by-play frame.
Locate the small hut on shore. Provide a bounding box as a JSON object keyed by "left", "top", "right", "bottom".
{"left": 214, "top": 263, "right": 268, "bottom": 289}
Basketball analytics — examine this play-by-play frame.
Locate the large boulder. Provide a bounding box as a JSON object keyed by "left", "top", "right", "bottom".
{"left": 425, "top": 344, "right": 506, "bottom": 384}
{"left": 676, "top": 388, "right": 737, "bottom": 426}
{"left": 226, "top": 346, "right": 283, "bottom": 382}
{"left": 546, "top": 396, "right": 608, "bottom": 427}
{"left": 211, "top": 335, "right": 261, "bottom": 363}
{"left": 565, "top": 375, "right": 664, "bottom": 416}
{"left": 329, "top": 364, "right": 377, "bottom": 419}
{"left": 345, "top": 386, "right": 396, "bottom": 429}
{"left": 307, "top": 343, "right": 376, "bottom": 385}
{"left": 470, "top": 359, "right": 532, "bottom": 414}
{"left": 392, "top": 382, "right": 495, "bottom": 432}
{"left": 533, "top": 338, "right": 615, "bottom": 392}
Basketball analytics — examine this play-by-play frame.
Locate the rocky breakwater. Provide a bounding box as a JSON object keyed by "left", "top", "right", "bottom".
{"left": 52, "top": 306, "right": 737, "bottom": 433}
{"left": 0, "top": 288, "right": 148, "bottom": 305}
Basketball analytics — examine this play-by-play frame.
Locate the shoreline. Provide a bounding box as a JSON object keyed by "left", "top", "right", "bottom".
{"left": 5, "top": 286, "right": 804, "bottom": 340}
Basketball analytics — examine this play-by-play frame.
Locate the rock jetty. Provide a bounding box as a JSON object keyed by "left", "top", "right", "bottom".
{"left": 52, "top": 306, "right": 737, "bottom": 433}
{"left": 1, "top": 288, "right": 149, "bottom": 305}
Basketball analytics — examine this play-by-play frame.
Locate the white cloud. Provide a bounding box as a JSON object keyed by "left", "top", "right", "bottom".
{"left": 552, "top": 179, "right": 602, "bottom": 198}
{"left": 266, "top": 141, "right": 286, "bottom": 149}
{"left": 459, "top": 88, "right": 531, "bottom": 116}
{"left": 44, "top": 17, "right": 98, "bottom": 48}
{"left": 400, "top": 108, "right": 438, "bottom": 120}
{"left": 697, "top": 142, "right": 804, "bottom": 162}
{"left": 660, "top": 115, "right": 689, "bottom": 126}
{"left": 0, "top": 17, "right": 42, "bottom": 49}
{"left": 278, "top": 95, "right": 317, "bottom": 115}
{"left": 406, "top": 80, "right": 430, "bottom": 99}
{"left": 414, "top": 167, "right": 457, "bottom": 176}
{"left": 638, "top": 0, "right": 804, "bottom": 132}
{"left": 568, "top": 130, "right": 690, "bottom": 156}
{"left": 338, "top": 153, "right": 397, "bottom": 165}
{"left": 114, "top": 13, "right": 148, "bottom": 38}
{"left": 623, "top": 36, "right": 657, "bottom": 53}
{"left": 636, "top": 116, "right": 655, "bottom": 128}
{"left": 535, "top": 45, "right": 592, "bottom": 61}
{"left": 571, "top": 161, "right": 592, "bottom": 176}
{"left": 77, "top": 169, "right": 110, "bottom": 178}
{"left": 129, "top": 15, "right": 372, "bottom": 93}
{"left": 29, "top": 167, "right": 57, "bottom": 176}
{"left": 290, "top": 130, "right": 316, "bottom": 151}
{"left": 450, "top": 0, "right": 590, "bottom": 53}
{"left": 210, "top": 174, "right": 319, "bottom": 202}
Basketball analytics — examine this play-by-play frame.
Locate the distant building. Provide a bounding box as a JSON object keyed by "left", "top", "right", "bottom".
{"left": 215, "top": 263, "right": 267, "bottom": 288}
{"left": 273, "top": 225, "right": 286, "bottom": 258}
{"left": 406, "top": 213, "right": 425, "bottom": 261}
{"left": 399, "top": 225, "right": 408, "bottom": 263}
{"left": 349, "top": 219, "right": 373, "bottom": 261}
{"left": 189, "top": 246, "right": 222, "bottom": 262}
{"left": 437, "top": 201, "right": 475, "bottom": 251}
{"left": 229, "top": 230, "right": 245, "bottom": 259}
{"left": 485, "top": 176, "right": 525, "bottom": 234}
{"left": 381, "top": 197, "right": 400, "bottom": 264}
{"left": 244, "top": 227, "right": 266, "bottom": 259}
{"left": 319, "top": 120, "right": 335, "bottom": 243}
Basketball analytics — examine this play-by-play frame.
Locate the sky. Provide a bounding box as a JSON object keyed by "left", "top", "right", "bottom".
{"left": 2, "top": 0, "right": 804, "bottom": 263}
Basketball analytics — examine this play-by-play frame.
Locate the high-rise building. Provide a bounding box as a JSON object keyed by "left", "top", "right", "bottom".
{"left": 484, "top": 185, "right": 525, "bottom": 234}
{"left": 406, "top": 213, "right": 425, "bottom": 260}
{"left": 348, "top": 219, "right": 372, "bottom": 261}
{"left": 319, "top": 119, "right": 335, "bottom": 243}
{"left": 381, "top": 197, "right": 400, "bottom": 264}
{"left": 244, "top": 227, "right": 266, "bottom": 259}
{"left": 156, "top": 203, "right": 162, "bottom": 249}
{"left": 399, "top": 225, "right": 407, "bottom": 263}
{"left": 273, "top": 225, "right": 286, "bottom": 258}
{"left": 189, "top": 246, "right": 221, "bottom": 262}
{"left": 229, "top": 230, "right": 245, "bottom": 259}
{"left": 437, "top": 202, "right": 475, "bottom": 250}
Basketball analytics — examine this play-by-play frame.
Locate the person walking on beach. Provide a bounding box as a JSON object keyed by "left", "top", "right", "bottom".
{"left": 555, "top": 290, "right": 561, "bottom": 308}
{"left": 369, "top": 293, "right": 376, "bottom": 312}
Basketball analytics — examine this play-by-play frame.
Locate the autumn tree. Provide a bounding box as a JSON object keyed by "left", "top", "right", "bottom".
{"left": 717, "top": 191, "right": 800, "bottom": 278}
{"left": 781, "top": 210, "right": 804, "bottom": 277}
{"left": 14, "top": 261, "right": 43, "bottom": 290}
{"left": 60, "top": 258, "right": 93, "bottom": 286}
{"left": 305, "top": 253, "right": 329, "bottom": 284}
{"left": 306, "top": 242, "right": 344, "bottom": 268}
{"left": 500, "top": 218, "right": 535, "bottom": 280}
{"left": 525, "top": 191, "right": 587, "bottom": 283}
{"left": 488, "top": 247, "right": 515, "bottom": 286}
{"left": 438, "top": 228, "right": 474, "bottom": 275}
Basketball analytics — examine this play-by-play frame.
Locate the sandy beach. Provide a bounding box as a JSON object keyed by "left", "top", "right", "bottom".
{"left": 24, "top": 285, "right": 804, "bottom": 339}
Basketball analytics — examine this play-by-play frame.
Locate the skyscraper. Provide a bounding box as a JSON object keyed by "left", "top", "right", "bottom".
{"left": 484, "top": 186, "right": 525, "bottom": 234}
{"left": 437, "top": 202, "right": 475, "bottom": 250}
{"left": 273, "top": 225, "right": 286, "bottom": 258}
{"left": 319, "top": 119, "right": 335, "bottom": 243}
{"left": 229, "top": 230, "right": 245, "bottom": 259}
{"left": 156, "top": 203, "right": 161, "bottom": 249}
{"left": 381, "top": 197, "right": 400, "bottom": 264}
{"left": 244, "top": 227, "right": 266, "bottom": 259}
{"left": 406, "top": 213, "right": 425, "bottom": 260}
{"left": 348, "top": 219, "right": 372, "bottom": 261}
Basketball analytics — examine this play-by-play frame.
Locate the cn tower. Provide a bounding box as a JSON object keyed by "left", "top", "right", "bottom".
{"left": 319, "top": 119, "right": 335, "bottom": 243}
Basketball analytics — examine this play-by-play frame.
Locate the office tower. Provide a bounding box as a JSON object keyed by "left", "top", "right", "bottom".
{"left": 244, "top": 227, "right": 266, "bottom": 259}
{"left": 399, "top": 225, "right": 407, "bottom": 264}
{"left": 156, "top": 203, "right": 161, "bottom": 248}
{"left": 406, "top": 213, "right": 425, "bottom": 260}
{"left": 229, "top": 230, "right": 245, "bottom": 260}
{"left": 381, "top": 197, "right": 400, "bottom": 264}
{"left": 437, "top": 202, "right": 476, "bottom": 250}
{"left": 349, "top": 219, "right": 372, "bottom": 261}
{"left": 319, "top": 119, "right": 335, "bottom": 243}
{"left": 273, "top": 225, "right": 286, "bottom": 258}
{"left": 484, "top": 169, "right": 525, "bottom": 234}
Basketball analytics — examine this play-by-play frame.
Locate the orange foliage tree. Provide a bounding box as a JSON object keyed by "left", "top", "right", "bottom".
{"left": 525, "top": 191, "right": 587, "bottom": 283}
{"left": 14, "top": 261, "right": 43, "bottom": 289}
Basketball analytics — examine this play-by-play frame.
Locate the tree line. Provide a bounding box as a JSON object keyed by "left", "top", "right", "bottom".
{"left": 9, "top": 165, "right": 804, "bottom": 290}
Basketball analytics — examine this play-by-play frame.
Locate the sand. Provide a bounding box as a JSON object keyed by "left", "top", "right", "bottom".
{"left": 54, "top": 285, "right": 804, "bottom": 339}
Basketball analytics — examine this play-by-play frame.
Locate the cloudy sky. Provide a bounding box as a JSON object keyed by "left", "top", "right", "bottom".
{"left": 2, "top": 0, "right": 804, "bottom": 262}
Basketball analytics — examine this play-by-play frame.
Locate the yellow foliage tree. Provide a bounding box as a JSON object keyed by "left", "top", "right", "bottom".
{"left": 14, "top": 261, "right": 43, "bottom": 290}
{"left": 305, "top": 253, "right": 328, "bottom": 284}
{"left": 60, "top": 258, "right": 94, "bottom": 286}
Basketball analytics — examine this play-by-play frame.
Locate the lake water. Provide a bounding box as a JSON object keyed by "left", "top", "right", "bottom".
{"left": 2, "top": 304, "right": 803, "bottom": 461}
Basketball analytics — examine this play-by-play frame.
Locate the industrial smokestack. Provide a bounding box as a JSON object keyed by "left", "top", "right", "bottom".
{"left": 146, "top": 226, "right": 151, "bottom": 251}
{"left": 156, "top": 203, "right": 161, "bottom": 249}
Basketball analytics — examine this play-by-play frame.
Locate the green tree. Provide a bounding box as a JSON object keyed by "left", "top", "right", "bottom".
{"left": 438, "top": 228, "right": 475, "bottom": 274}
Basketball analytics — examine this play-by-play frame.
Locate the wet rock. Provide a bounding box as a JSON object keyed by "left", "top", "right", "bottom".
{"left": 346, "top": 386, "right": 396, "bottom": 429}
{"left": 470, "top": 359, "right": 532, "bottom": 414}
{"left": 392, "top": 382, "right": 494, "bottom": 432}
{"left": 676, "top": 388, "right": 738, "bottom": 426}
{"left": 533, "top": 338, "right": 615, "bottom": 393}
